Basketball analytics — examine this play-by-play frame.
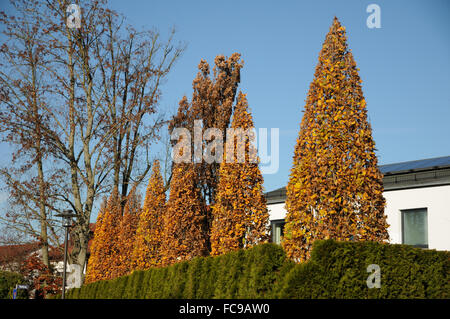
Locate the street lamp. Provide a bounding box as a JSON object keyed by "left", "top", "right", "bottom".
{"left": 56, "top": 210, "right": 77, "bottom": 299}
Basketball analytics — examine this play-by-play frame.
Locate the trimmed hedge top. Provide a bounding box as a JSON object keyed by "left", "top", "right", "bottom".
{"left": 277, "top": 240, "right": 450, "bottom": 299}
{"left": 66, "top": 240, "right": 449, "bottom": 299}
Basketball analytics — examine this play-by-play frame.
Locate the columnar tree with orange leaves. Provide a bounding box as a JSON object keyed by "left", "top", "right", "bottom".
{"left": 84, "top": 198, "right": 106, "bottom": 284}
{"left": 85, "top": 190, "right": 121, "bottom": 283}
{"left": 132, "top": 161, "right": 166, "bottom": 270}
{"left": 283, "top": 17, "right": 389, "bottom": 262}
{"left": 210, "top": 92, "right": 269, "bottom": 256}
{"left": 169, "top": 53, "right": 243, "bottom": 203}
{"left": 113, "top": 189, "right": 141, "bottom": 278}
{"left": 169, "top": 54, "right": 243, "bottom": 251}
{"left": 161, "top": 163, "right": 208, "bottom": 266}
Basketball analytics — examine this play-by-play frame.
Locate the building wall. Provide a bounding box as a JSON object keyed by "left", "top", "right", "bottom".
{"left": 383, "top": 185, "right": 450, "bottom": 251}
{"left": 267, "top": 185, "right": 450, "bottom": 251}
{"left": 267, "top": 202, "right": 286, "bottom": 221}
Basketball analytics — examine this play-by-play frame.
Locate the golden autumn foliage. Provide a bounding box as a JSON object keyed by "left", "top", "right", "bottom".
{"left": 161, "top": 163, "right": 208, "bottom": 266}
{"left": 283, "top": 17, "right": 389, "bottom": 262}
{"left": 86, "top": 188, "right": 141, "bottom": 282}
{"left": 113, "top": 189, "right": 141, "bottom": 278}
{"left": 132, "top": 161, "right": 166, "bottom": 270}
{"left": 83, "top": 198, "right": 106, "bottom": 284}
{"left": 210, "top": 92, "right": 269, "bottom": 256}
{"left": 169, "top": 54, "right": 244, "bottom": 250}
{"left": 85, "top": 189, "right": 121, "bottom": 283}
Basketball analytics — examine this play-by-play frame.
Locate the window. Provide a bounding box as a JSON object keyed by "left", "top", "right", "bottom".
{"left": 271, "top": 219, "right": 285, "bottom": 245}
{"left": 401, "top": 208, "right": 428, "bottom": 248}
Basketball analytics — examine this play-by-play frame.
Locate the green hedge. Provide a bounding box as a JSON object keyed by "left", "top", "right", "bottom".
{"left": 66, "top": 240, "right": 449, "bottom": 299}
{"left": 276, "top": 240, "right": 450, "bottom": 299}
{"left": 0, "top": 271, "right": 28, "bottom": 299}
{"left": 68, "top": 243, "right": 287, "bottom": 299}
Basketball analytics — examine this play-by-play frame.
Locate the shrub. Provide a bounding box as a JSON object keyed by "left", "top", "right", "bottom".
{"left": 277, "top": 240, "right": 450, "bottom": 299}
{"left": 67, "top": 243, "right": 286, "bottom": 299}
{"left": 66, "top": 241, "right": 449, "bottom": 299}
{"left": 123, "top": 270, "right": 145, "bottom": 299}
{"left": 0, "top": 271, "right": 28, "bottom": 299}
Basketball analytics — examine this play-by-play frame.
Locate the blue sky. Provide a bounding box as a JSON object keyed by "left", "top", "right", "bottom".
{"left": 1, "top": 0, "right": 449, "bottom": 195}
{"left": 105, "top": 0, "right": 450, "bottom": 192}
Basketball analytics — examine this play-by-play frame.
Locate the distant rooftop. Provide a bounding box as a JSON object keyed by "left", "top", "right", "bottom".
{"left": 380, "top": 155, "right": 450, "bottom": 175}
{"left": 265, "top": 155, "right": 450, "bottom": 202}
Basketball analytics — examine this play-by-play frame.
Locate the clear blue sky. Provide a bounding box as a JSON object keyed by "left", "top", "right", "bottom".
{"left": 105, "top": 0, "right": 450, "bottom": 192}
{"left": 1, "top": 0, "right": 449, "bottom": 194}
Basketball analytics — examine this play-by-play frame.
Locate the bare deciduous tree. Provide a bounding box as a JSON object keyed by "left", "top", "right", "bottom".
{"left": 0, "top": 0, "right": 184, "bottom": 284}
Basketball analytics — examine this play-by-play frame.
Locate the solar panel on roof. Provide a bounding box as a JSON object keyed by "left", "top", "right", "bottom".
{"left": 265, "top": 156, "right": 450, "bottom": 194}
{"left": 380, "top": 156, "right": 450, "bottom": 174}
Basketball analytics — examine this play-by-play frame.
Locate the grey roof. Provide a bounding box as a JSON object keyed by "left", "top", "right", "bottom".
{"left": 265, "top": 155, "right": 450, "bottom": 203}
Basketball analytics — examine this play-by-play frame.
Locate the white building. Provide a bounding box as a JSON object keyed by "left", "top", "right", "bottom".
{"left": 265, "top": 156, "right": 450, "bottom": 251}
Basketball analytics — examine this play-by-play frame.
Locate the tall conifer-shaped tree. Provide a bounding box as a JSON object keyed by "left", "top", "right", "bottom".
{"left": 132, "top": 161, "right": 166, "bottom": 270}
{"left": 84, "top": 198, "right": 107, "bottom": 284}
{"left": 85, "top": 189, "right": 121, "bottom": 283}
{"left": 114, "top": 188, "right": 141, "bottom": 277}
{"left": 169, "top": 53, "right": 243, "bottom": 204}
{"left": 210, "top": 92, "right": 269, "bottom": 255}
{"left": 169, "top": 54, "right": 243, "bottom": 252}
{"left": 161, "top": 163, "right": 208, "bottom": 266}
{"left": 283, "top": 18, "right": 389, "bottom": 262}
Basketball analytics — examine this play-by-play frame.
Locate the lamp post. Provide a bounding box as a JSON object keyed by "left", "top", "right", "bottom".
{"left": 56, "top": 210, "right": 77, "bottom": 299}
